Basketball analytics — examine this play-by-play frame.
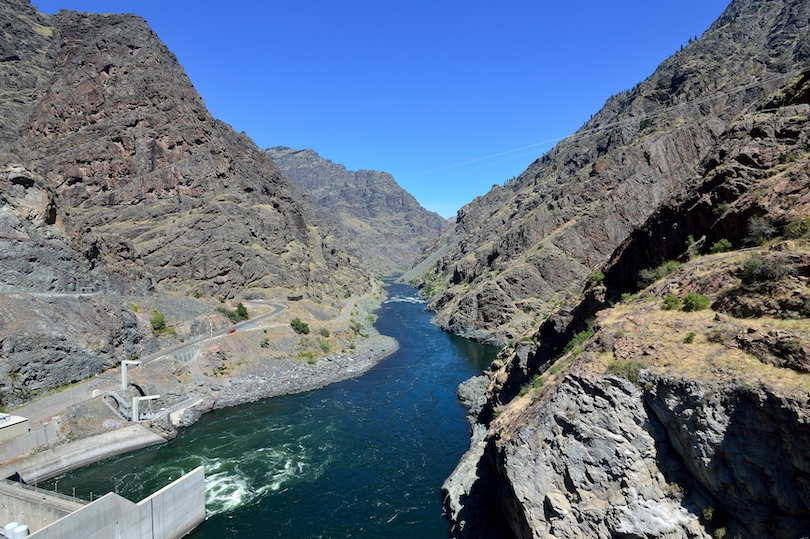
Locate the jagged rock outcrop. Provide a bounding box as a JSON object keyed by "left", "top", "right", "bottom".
{"left": 444, "top": 1, "right": 810, "bottom": 538}
{"left": 447, "top": 245, "right": 810, "bottom": 538}
{"left": 266, "top": 146, "right": 447, "bottom": 275}
{"left": 447, "top": 375, "right": 711, "bottom": 539}
{"left": 0, "top": 1, "right": 370, "bottom": 400}
{"left": 414, "top": 0, "right": 810, "bottom": 346}
{"left": 3, "top": 7, "right": 367, "bottom": 299}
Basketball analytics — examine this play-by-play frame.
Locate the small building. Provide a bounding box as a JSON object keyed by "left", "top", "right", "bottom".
{"left": 0, "top": 415, "right": 28, "bottom": 443}
{"left": 287, "top": 294, "right": 304, "bottom": 301}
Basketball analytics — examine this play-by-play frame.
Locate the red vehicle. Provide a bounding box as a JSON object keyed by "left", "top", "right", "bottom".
{"left": 227, "top": 328, "right": 236, "bottom": 334}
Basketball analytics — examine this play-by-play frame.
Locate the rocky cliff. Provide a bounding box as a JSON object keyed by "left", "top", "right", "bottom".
{"left": 0, "top": 1, "right": 369, "bottom": 402}
{"left": 442, "top": 0, "right": 810, "bottom": 537}
{"left": 266, "top": 146, "right": 448, "bottom": 275}
{"left": 413, "top": 0, "right": 810, "bottom": 347}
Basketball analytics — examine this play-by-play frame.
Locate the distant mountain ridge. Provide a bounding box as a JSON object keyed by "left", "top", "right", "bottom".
{"left": 267, "top": 146, "right": 447, "bottom": 275}
{"left": 412, "top": 0, "right": 810, "bottom": 346}
{"left": 0, "top": 1, "right": 369, "bottom": 396}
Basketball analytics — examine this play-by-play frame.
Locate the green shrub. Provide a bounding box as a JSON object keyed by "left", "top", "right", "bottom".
{"left": 260, "top": 338, "right": 270, "bottom": 348}
{"left": 606, "top": 359, "right": 644, "bottom": 385}
{"left": 591, "top": 270, "right": 605, "bottom": 285}
{"left": 319, "top": 327, "right": 330, "bottom": 337}
{"left": 639, "top": 117, "right": 653, "bottom": 130}
{"left": 663, "top": 294, "right": 681, "bottom": 310}
{"left": 682, "top": 293, "right": 710, "bottom": 312}
{"left": 319, "top": 342, "right": 331, "bottom": 353}
{"left": 193, "top": 290, "right": 202, "bottom": 298}
{"left": 638, "top": 260, "right": 681, "bottom": 288}
{"left": 290, "top": 318, "right": 310, "bottom": 335}
{"left": 784, "top": 216, "right": 810, "bottom": 239}
{"left": 518, "top": 374, "right": 545, "bottom": 397}
{"left": 218, "top": 303, "right": 249, "bottom": 324}
{"left": 740, "top": 253, "right": 763, "bottom": 284}
{"left": 710, "top": 238, "right": 732, "bottom": 254}
{"left": 741, "top": 253, "right": 793, "bottom": 284}
{"left": 150, "top": 309, "right": 167, "bottom": 332}
{"left": 562, "top": 329, "right": 594, "bottom": 355}
{"left": 683, "top": 332, "right": 696, "bottom": 344}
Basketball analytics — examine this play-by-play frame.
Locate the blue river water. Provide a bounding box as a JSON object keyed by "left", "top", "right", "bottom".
{"left": 49, "top": 283, "right": 498, "bottom": 538}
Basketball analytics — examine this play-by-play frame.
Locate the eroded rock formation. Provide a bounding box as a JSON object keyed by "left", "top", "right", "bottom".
{"left": 0, "top": 1, "right": 369, "bottom": 400}
{"left": 441, "top": 1, "right": 810, "bottom": 537}
{"left": 413, "top": 0, "right": 810, "bottom": 346}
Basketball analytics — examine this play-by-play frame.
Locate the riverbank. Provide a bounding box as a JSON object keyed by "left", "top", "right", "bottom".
{"left": 48, "top": 282, "right": 499, "bottom": 537}
{"left": 173, "top": 331, "right": 399, "bottom": 427}
{"left": 1, "top": 285, "right": 399, "bottom": 483}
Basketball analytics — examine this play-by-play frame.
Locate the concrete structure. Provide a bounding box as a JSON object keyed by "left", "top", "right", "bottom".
{"left": 0, "top": 425, "right": 165, "bottom": 484}
{"left": 0, "top": 426, "right": 57, "bottom": 465}
{"left": 131, "top": 395, "right": 160, "bottom": 422}
{"left": 25, "top": 467, "right": 205, "bottom": 538}
{"left": 0, "top": 479, "right": 86, "bottom": 532}
{"left": 0, "top": 415, "right": 28, "bottom": 443}
{"left": 121, "top": 360, "right": 141, "bottom": 391}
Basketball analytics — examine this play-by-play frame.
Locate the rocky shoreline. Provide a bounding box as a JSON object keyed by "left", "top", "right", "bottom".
{"left": 3, "top": 329, "right": 399, "bottom": 485}
{"left": 173, "top": 332, "right": 399, "bottom": 428}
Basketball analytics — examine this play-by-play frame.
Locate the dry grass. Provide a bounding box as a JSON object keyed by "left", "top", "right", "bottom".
{"left": 594, "top": 291, "right": 810, "bottom": 397}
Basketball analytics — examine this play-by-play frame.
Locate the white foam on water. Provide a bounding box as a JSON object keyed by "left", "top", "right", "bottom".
{"left": 384, "top": 295, "right": 426, "bottom": 305}
{"left": 205, "top": 471, "right": 252, "bottom": 514}
{"left": 202, "top": 441, "right": 335, "bottom": 516}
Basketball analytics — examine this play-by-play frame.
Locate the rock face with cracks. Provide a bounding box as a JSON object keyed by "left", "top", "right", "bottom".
{"left": 441, "top": 0, "right": 810, "bottom": 537}
{"left": 413, "top": 0, "right": 810, "bottom": 346}
{"left": 0, "top": 0, "right": 369, "bottom": 401}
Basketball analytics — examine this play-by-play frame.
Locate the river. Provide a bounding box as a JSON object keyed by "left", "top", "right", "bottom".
{"left": 47, "top": 283, "right": 498, "bottom": 537}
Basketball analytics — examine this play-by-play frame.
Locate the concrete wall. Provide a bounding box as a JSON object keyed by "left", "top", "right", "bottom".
{"left": 27, "top": 466, "right": 205, "bottom": 539}
{"left": 146, "top": 466, "right": 207, "bottom": 539}
{"left": 0, "top": 425, "right": 165, "bottom": 483}
{"left": 0, "top": 480, "right": 85, "bottom": 533}
{"left": 0, "top": 425, "right": 57, "bottom": 465}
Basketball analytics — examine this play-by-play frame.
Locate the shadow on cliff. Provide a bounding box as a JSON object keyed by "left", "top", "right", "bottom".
{"left": 448, "top": 438, "right": 521, "bottom": 539}
{"left": 645, "top": 381, "right": 810, "bottom": 539}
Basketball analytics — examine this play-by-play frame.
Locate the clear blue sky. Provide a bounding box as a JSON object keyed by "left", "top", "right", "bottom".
{"left": 33, "top": 0, "right": 731, "bottom": 218}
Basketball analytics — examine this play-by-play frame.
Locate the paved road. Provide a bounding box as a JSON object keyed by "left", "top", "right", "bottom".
{"left": 138, "top": 301, "right": 287, "bottom": 365}
{"left": 333, "top": 279, "right": 378, "bottom": 324}
{"left": 7, "top": 281, "right": 379, "bottom": 429}
{"left": 10, "top": 302, "right": 288, "bottom": 428}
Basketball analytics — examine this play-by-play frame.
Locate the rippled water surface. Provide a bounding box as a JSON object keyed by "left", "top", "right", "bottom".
{"left": 50, "top": 283, "right": 498, "bottom": 538}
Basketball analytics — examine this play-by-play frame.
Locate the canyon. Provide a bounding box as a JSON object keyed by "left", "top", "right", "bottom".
{"left": 1, "top": 0, "right": 810, "bottom": 538}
